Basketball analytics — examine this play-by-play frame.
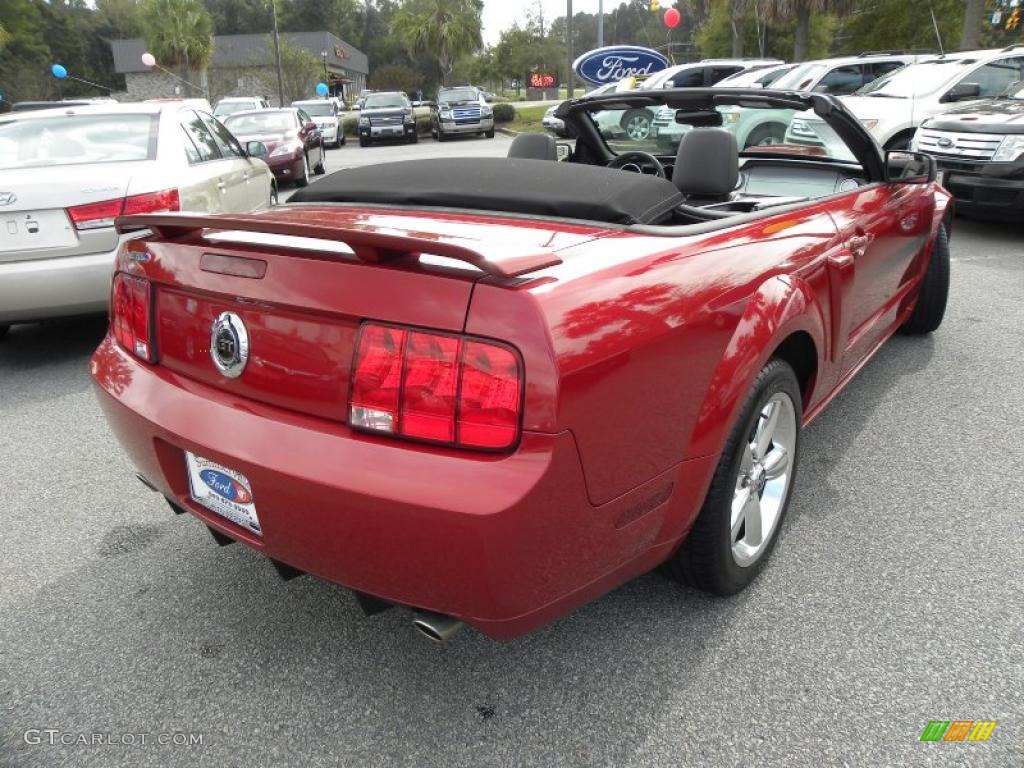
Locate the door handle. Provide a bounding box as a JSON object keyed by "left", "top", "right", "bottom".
{"left": 216, "top": 180, "right": 226, "bottom": 191}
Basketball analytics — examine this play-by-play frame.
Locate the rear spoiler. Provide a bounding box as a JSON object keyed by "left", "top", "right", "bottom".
{"left": 115, "top": 212, "right": 563, "bottom": 278}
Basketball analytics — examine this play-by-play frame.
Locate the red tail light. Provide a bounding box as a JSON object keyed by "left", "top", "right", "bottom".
{"left": 349, "top": 323, "right": 523, "bottom": 451}
{"left": 68, "top": 188, "right": 179, "bottom": 231}
{"left": 111, "top": 273, "right": 154, "bottom": 362}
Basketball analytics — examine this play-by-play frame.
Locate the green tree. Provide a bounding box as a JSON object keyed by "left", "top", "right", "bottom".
{"left": 261, "top": 37, "right": 320, "bottom": 104}
{"left": 696, "top": 0, "right": 835, "bottom": 59}
{"left": 393, "top": 0, "right": 483, "bottom": 84}
{"left": 842, "top": 0, "right": 961, "bottom": 54}
{"left": 279, "top": 0, "right": 364, "bottom": 46}
{"left": 761, "top": 0, "right": 853, "bottom": 60}
{"left": 0, "top": 0, "right": 51, "bottom": 101}
{"left": 140, "top": 0, "right": 214, "bottom": 86}
{"left": 205, "top": 0, "right": 273, "bottom": 35}
{"left": 370, "top": 63, "right": 419, "bottom": 93}
{"left": 960, "top": 0, "right": 984, "bottom": 48}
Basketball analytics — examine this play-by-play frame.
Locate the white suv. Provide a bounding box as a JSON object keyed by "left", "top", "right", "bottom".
{"left": 651, "top": 52, "right": 915, "bottom": 151}
{"left": 788, "top": 48, "right": 1024, "bottom": 150}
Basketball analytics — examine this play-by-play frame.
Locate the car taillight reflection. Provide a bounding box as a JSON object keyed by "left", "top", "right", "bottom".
{"left": 349, "top": 322, "right": 522, "bottom": 451}
{"left": 68, "top": 188, "right": 180, "bottom": 230}
{"left": 111, "top": 273, "right": 154, "bottom": 362}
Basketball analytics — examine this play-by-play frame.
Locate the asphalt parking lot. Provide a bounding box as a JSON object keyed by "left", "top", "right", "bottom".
{"left": 0, "top": 206, "right": 1021, "bottom": 765}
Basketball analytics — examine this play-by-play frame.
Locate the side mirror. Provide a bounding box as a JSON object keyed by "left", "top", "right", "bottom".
{"left": 246, "top": 140, "right": 268, "bottom": 158}
{"left": 304, "top": 121, "right": 317, "bottom": 132}
{"left": 885, "top": 149, "right": 936, "bottom": 184}
{"left": 943, "top": 82, "right": 981, "bottom": 102}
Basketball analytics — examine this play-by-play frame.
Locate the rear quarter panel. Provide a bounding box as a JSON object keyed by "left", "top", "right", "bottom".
{"left": 467, "top": 206, "right": 843, "bottom": 507}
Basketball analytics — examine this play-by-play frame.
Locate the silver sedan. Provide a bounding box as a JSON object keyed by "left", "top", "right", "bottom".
{"left": 0, "top": 102, "right": 275, "bottom": 334}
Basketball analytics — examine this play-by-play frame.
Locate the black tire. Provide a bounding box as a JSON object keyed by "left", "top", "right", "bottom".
{"left": 485, "top": 128, "right": 495, "bottom": 138}
{"left": 269, "top": 184, "right": 278, "bottom": 207}
{"left": 408, "top": 133, "right": 418, "bottom": 144}
{"left": 744, "top": 122, "right": 786, "bottom": 149}
{"left": 359, "top": 137, "right": 369, "bottom": 148}
{"left": 900, "top": 224, "right": 950, "bottom": 335}
{"left": 665, "top": 359, "right": 802, "bottom": 595}
{"left": 436, "top": 129, "right": 448, "bottom": 142}
{"left": 339, "top": 131, "right": 346, "bottom": 147}
{"left": 313, "top": 145, "right": 326, "bottom": 175}
{"left": 295, "top": 153, "right": 310, "bottom": 187}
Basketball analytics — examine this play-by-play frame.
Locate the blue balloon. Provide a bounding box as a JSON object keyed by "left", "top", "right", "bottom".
{"left": 315, "top": 82, "right": 329, "bottom": 97}
{"left": 51, "top": 64, "right": 68, "bottom": 79}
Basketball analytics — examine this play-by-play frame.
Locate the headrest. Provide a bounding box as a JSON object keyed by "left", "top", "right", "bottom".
{"left": 673, "top": 128, "right": 739, "bottom": 198}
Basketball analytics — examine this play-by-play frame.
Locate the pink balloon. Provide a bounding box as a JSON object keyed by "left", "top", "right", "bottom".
{"left": 141, "top": 52, "right": 156, "bottom": 67}
{"left": 663, "top": 7, "right": 681, "bottom": 28}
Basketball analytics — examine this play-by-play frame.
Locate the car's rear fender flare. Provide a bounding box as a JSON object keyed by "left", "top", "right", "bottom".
{"left": 685, "top": 275, "right": 825, "bottom": 459}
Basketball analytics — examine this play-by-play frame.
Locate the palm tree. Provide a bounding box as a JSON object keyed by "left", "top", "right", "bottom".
{"left": 393, "top": 0, "right": 483, "bottom": 85}
{"left": 761, "top": 0, "right": 852, "bottom": 61}
{"left": 141, "top": 0, "right": 214, "bottom": 86}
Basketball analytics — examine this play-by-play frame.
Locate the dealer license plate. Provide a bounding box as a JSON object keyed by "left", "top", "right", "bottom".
{"left": 185, "top": 452, "right": 261, "bottom": 535}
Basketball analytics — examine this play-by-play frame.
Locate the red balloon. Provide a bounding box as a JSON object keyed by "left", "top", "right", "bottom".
{"left": 663, "top": 7, "right": 681, "bottom": 27}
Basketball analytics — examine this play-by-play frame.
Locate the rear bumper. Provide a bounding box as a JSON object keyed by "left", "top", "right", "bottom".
{"left": 91, "top": 336, "right": 700, "bottom": 639}
{"left": 0, "top": 247, "right": 116, "bottom": 324}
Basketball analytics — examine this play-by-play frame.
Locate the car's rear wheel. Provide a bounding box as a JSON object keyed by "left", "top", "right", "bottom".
{"left": 295, "top": 154, "right": 310, "bottom": 187}
{"left": 313, "top": 145, "right": 326, "bottom": 175}
{"left": 900, "top": 224, "right": 950, "bottom": 335}
{"left": 665, "top": 359, "right": 802, "bottom": 594}
{"left": 744, "top": 122, "right": 786, "bottom": 148}
{"left": 621, "top": 108, "right": 653, "bottom": 141}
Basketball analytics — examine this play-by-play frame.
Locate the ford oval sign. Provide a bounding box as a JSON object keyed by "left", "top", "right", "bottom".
{"left": 199, "top": 469, "right": 253, "bottom": 504}
{"left": 573, "top": 46, "right": 670, "bottom": 86}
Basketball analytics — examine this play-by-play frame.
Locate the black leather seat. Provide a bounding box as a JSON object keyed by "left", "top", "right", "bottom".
{"left": 507, "top": 133, "right": 558, "bottom": 161}
{"left": 673, "top": 128, "right": 739, "bottom": 205}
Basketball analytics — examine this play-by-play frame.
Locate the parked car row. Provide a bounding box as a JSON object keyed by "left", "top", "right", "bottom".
{"left": 542, "top": 47, "right": 1024, "bottom": 216}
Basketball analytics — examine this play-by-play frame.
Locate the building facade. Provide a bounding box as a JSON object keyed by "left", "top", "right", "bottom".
{"left": 109, "top": 32, "right": 369, "bottom": 107}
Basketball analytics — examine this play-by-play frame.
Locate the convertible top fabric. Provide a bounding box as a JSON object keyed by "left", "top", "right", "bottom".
{"left": 289, "top": 158, "right": 684, "bottom": 225}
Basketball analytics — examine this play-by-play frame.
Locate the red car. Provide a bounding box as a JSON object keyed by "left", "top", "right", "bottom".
{"left": 92, "top": 89, "right": 951, "bottom": 641}
{"left": 223, "top": 108, "right": 327, "bottom": 187}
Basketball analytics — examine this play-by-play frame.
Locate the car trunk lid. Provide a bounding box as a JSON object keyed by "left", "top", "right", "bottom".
{"left": 119, "top": 206, "right": 602, "bottom": 420}
{"left": 0, "top": 164, "right": 139, "bottom": 263}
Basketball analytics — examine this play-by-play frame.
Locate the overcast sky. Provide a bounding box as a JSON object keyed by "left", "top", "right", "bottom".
{"left": 483, "top": 0, "right": 600, "bottom": 46}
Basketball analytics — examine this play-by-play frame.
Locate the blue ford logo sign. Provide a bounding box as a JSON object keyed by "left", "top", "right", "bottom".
{"left": 573, "top": 46, "right": 670, "bottom": 86}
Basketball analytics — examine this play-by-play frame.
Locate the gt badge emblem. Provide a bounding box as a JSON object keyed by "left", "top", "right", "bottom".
{"left": 936, "top": 137, "right": 953, "bottom": 148}
{"left": 0, "top": 191, "right": 16, "bottom": 206}
{"left": 210, "top": 312, "right": 249, "bottom": 378}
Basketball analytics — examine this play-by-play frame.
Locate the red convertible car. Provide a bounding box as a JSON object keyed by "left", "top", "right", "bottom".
{"left": 91, "top": 88, "right": 951, "bottom": 641}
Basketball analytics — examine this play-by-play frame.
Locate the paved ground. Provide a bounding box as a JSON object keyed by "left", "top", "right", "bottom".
{"left": 0, "top": 213, "right": 1021, "bottom": 767}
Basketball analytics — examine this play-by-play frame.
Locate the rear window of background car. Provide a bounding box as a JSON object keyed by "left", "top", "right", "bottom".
{"left": 0, "top": 113, "right": 158, "bottom": 169}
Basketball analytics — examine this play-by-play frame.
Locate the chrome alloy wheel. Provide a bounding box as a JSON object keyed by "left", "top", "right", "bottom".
{"left": 731, "top": 393, "right": 797, "bottom": 567}
{"left": 626, "top": 113, "right": 651, "bottom": 141}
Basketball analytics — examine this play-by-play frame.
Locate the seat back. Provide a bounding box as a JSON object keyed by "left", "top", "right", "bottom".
{"left": 673, "top": 128, "right": 739, "bottom": 204}
{"left": 507, "top": 133, "right": 558, "bottom": 161}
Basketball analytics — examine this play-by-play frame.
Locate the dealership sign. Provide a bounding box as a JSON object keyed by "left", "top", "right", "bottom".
{"left": 572, "top": 46, "right": 670, "bottom": 86}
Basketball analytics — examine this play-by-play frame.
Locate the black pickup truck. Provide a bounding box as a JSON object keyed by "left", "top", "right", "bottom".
{"left": 913, "top": 81, "right": 1024, "bottom": 218}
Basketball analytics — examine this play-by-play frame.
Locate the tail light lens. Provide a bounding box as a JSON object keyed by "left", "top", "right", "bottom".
{"left": 111, "top": 273, "right": 154, "bottom": 362}
{"left": 68, "top": 188, "right": 180, "bottom": 231}
{"left": 349, "top": 322, "right": 523, "bottom": 451}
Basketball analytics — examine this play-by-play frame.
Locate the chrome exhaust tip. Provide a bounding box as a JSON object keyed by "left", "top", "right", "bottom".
{"left": 411, "top": 610, "right": 464, "bottom": 643}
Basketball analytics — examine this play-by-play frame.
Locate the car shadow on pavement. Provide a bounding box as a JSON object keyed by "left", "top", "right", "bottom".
{"left": 0, "top": 315, "right": 108, "bottom": 371}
